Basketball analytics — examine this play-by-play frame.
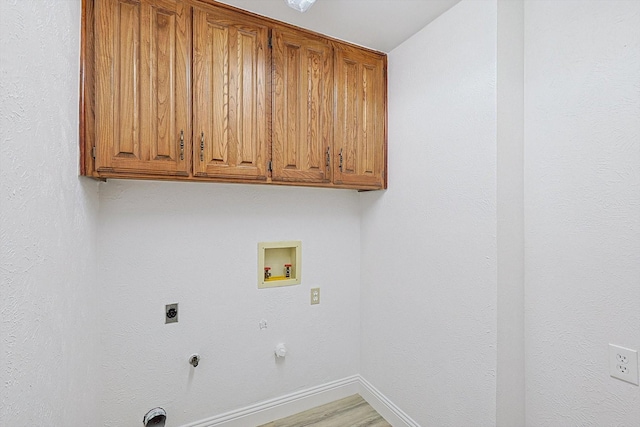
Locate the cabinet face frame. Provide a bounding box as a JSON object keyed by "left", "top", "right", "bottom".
{"left": 80, "top": 0, "right": 96, "bottom": 177}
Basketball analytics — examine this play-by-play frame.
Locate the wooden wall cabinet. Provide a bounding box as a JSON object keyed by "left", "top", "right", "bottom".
{"left": 93, "top": 0, "right": 190, "bottom": 177}
{"left": 272, "top": 26, "right": 333, "bottom": 184}
{"left": 334, "top": 45, "right": 386, "bottom": 188}
{"left": 81, "top": 0, "right": 387, "bottom": 190}
{"left": 192, "top": 5, "right": 269, "bottom": 181}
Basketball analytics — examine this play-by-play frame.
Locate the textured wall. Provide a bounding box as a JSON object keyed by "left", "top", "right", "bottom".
{"left": 3, "top": 1, "right": 638, "bottom": 426}
{"left": 359, "top": 1, "right": 498, "bottom": 425}
{"left": 496, "top": 0, "right": 525, "bottom": 425}
{"left": 96, "top": 181, "right": 361, "bottom": 426}
{"left": 0, "top": 0, "right": 100, "bottom": 425}
{"left": 525, "top": 1, "right": 640, "bottom": 425}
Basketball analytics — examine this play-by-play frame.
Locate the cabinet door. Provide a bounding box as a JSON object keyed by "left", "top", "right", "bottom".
{"left": 94, "top": 0, "right": 190, "bottom": 176}
{"left": 192, "top": 5, "right": 269, "bottom": 181}
{"left": 272, "top": 27, "right": 333, "bottom": 183}
{"left": 334, "top": 47, "right": 386, "bottom": 189}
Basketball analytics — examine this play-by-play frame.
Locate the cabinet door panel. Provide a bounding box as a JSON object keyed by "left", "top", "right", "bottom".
{"left": 334, "top": 47, "right": 386, "bottom": 189}
{"left": 272, "top": 28, "right": 332, "bottom": 183}
{"left": 193, "top": 6, "right": 268, "bottom": 180}
{"left": 95, "top": 0, "right": 190, "bottom": 175}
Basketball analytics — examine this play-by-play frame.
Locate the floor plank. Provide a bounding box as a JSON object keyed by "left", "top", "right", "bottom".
{"left": 258, "top": 394, "right": 391, "bottom": 427}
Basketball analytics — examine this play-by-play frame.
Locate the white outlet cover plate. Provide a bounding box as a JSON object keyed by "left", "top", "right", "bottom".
{"left": 311, "top": 288, "right": 320, "bottom": 305}
{"left": 609, "top": 344, "right": 639, "bottom": 385}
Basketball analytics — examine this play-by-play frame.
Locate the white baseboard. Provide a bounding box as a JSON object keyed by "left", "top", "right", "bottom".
{"left": 180, "top": 375, "right": 360, "bottom": 427}
{"left": 180, "top": 375, "right": 419, "bottom": 427}
{"left": 358, "top": 376, "right": 420, "bottom": 427}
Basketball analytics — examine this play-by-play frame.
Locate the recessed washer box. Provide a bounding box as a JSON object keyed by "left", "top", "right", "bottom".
{"left": 258, "top": 241, "right": 301, "bottom": 288}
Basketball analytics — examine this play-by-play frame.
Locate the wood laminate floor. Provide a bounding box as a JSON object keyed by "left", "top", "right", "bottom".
{"left": 258, "top": 394, "right": 392, "bottom": 427}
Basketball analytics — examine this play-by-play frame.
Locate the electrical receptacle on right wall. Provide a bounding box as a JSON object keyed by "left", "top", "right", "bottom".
{"left": 609, "top": 344, "right": 639, "bottom": 385}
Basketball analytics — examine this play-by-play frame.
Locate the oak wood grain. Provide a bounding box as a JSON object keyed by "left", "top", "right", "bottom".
{"left": 94, "top": 0, "right": 190, "bottom": 175}
{"left": 80, "top": 0, "right": 96, "bottom": 177}
{"left": 192, "top": 4, "right": 269, "bottom": 180}
{"left": 334, "top": 44, "right": 386, "bottom": 189}
{"left": 82, "top": 0, "right": 387, "bottom": 190}
{"left": 272, "top": 25, "right": 333, "bottom": 183}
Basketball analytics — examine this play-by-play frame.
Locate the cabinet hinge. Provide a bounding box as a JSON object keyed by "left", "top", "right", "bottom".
{"left": 91, "top": 146, "right": 96, "bottom": 159}
{"left": 268, "top": 160, "right": 273, "bottom": 172}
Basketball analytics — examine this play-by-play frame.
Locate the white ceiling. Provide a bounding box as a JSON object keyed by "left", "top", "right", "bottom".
{"left": 215, "top": 0, "right": 461, "bottom": 53}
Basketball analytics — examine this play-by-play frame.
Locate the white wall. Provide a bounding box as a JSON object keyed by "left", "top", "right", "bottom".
{"left": 359, "top": 1, "right": 498, "bottom": 425}
{"left": 3, "top": 1, "right": 638, "bottom": 426}
{"left": 0, "top": 0, "right": 100, "bottom": 425}
{"left": 96, "top": 181, "right": 361, "bottom": 426}
{"left": 524, "top": 1, "right": 640, "bottom": 425}
{"left": 496, "top": 0, "right": 525, "bottom": 425}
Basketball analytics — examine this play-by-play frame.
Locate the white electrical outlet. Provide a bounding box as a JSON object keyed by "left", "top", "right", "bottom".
{"left": 310, "top": 288, "right": 320, "bottom": 305}
{"left": 609, "top": 344, "right": 639, "bottom": 385}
